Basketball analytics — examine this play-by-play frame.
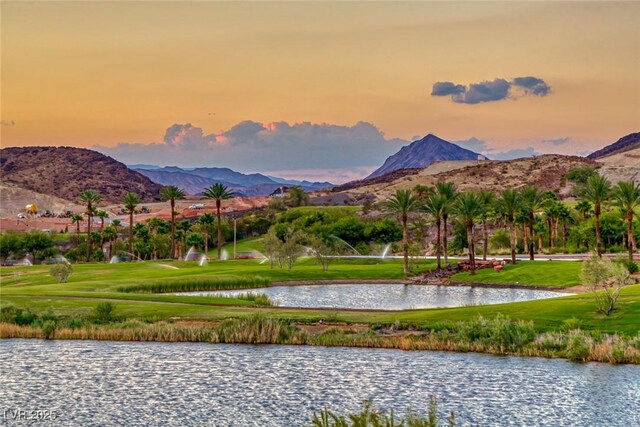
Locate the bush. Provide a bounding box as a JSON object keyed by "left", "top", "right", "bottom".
{"left": 50, "top": 263, "right": 73, "bottom": 283}
{"left": 41, "top": 320, "right": 57, "bottom": 339}
{"left": 566, "top": 331, "right": 591, "bottom": 361}
{"left": 617, "top": 259, "right": 639, "bottom": 274}
{"left": 93, "top": 302, "right": 117, "bottom": 323}
{"left": 562, "top": 318, "right": 583, "bottom": 331}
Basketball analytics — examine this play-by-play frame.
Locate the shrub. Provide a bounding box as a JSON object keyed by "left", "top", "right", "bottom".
{"left": 50, "top": 263, "right": 73, "bottom": 283}
{"left": 566, "top": 331, "right": 591, "bottom": 361}
{"left": 562, "top": 318, "right": 583, "bottom": 331}
{"left": 93, "top": 302, "right": 117, "bottom": 323}
{"left": 41, "top": 320, "right": 57, "bottom": 339}
{"left": 580, "top": 253, "right": 633, "bottom": 315}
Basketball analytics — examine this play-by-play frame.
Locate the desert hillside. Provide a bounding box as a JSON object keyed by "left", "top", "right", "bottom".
{"left": 0, "top": 147, "right": 164, "bottom": 204}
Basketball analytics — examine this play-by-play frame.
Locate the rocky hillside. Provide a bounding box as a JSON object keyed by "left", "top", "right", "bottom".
{"left": 587, "top": 132, "right": 640, "bottom": 159}
{"left": 367, "top": 133, "right": 485, "bottom": 179}
{"left": 323, "top": 155, "right": 598, "bottom": 202}
{"left": 0, "top": 147, "right": 164, "bottom": 203}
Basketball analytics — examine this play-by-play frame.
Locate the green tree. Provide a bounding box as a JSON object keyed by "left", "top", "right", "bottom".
{"left": 161, "top": 186, "right": 186, "bottom": 259}
{"left": 122, "top": 192, "right": 141, "bottom": 257}
{"left": 285, "top": 186, "right": 309, "bottom": 207}
{"left": 453, "top": 192, "right": 482, "bottom": 275}
{"left": 22, "top": 230, "right": 54, "bottom": 263}
{"left": 71, "top": 214, "right": 84, "bottom": 239}
{"left": 479, "top": 191, "right": 496, "bottom": 261}
{"left": 203, "top": 183, "right": 234, "bottom": 260}
{"left": 520, "top": 186, "right": 546, "bottom": 260}
{"left": 435, "top": 181, "right": 457, "bottom": 266}
{"left": 580, "top": 175, "right": 612, "bottom": 258}
{"left": 102, "top": 225, "right": 118, "bottom": 260}
{"left": 0, "top": 232, "right": 23, "bottom": 263}
{"left": 78, "top": 190, "right": 102, "bottom": 262}
{"left": 198, "top": 213, "right": 216, "bottom": 255}
{"left": 613, "top": 180, "right": 640, "bottom": 261}
{"left": 575, "top": 200, "right": 593, "bottom": 219}
{"left": 384, "top": 189, "right": 419, "bottom": 275}
{"left": 421, "top": 192, "right": 447, "bottom": 269}
{"left": 495, "top": 188, "right": 520, "bottom": 264}
{"left": 95, "top": 210, "right": 109, "bottom": 231}
{"left": 111, "top": 219, "right": 122, "bottom": 236}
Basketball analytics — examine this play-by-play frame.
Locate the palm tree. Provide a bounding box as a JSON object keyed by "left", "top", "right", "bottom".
{"left": 78, "top": 190, "right": 102, "bottom": 262}
{"left": 520, "top": 186, "right": 546, "bottom": 260}
{"left": 122, "top": 192, "right": 141, "bottom": 257}
{"left": 71, "top": 214, "right": 84, "bottom": 239}
{"left": 613, "top": 180, "right": 640, "bottom": 261}
{"left": 384, "top": 189, "right": 419, "bottom": 275}
{"left": 495, "top": 188, "right": 520, "bottom": 264}
{"left": 479, "top": 191, "right": 496, "bottom": 261}
{"left": 453, "top": 192, "right": 482, "bottom": 275}
{"left": 421, "top": 192, "right": 447, "bottom": 269}
{"left": 161, "top": 186, "right": 186, "bottom": 259}
{"left": 96, "top": 210, "right": 109, "bottom": 231}
{"left": 575, "top": 200, "right": 593, "bottom": 219}
{"left": 111, "top": 219, "right": 122, "bottom": 237}
{"left": 102, "top": 225, "right": 117, "bottom": 261}
{"left": 580, "top": 175, "right": 612, "bottom": 258}
{"left": 203, "top": 183, "right": 234, "bottom": 260}
{"left": 435, "top": 181, "right": 457, "bottom": 266}
{"left": 198, "top": 213, "right": 216, "bottom": 255}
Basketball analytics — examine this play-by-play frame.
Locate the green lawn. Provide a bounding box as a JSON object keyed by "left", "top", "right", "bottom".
{"left": 452, "top": 261, "right": 583, "bottom": 288}
{"left": 1, "top": 257, "right": 639, "bottom": 336}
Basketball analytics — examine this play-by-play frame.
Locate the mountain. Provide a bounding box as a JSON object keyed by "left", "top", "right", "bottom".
{"left": 367, "top": 133, "right": 486, "bottom": 179}
{"left": 587, "top": 132, "right": 640, "bottom": 159}
{"left": 0, "top": 147, "right": 164, "bottom": 203}
{"left": 266, "top": 176, "right": 333, "bottom": 190}
{"left": 132, "top": 166, "right": 333, "bottom": 196}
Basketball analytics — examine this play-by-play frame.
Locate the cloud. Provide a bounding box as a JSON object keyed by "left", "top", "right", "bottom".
{"left": 492, "top": 147, "right": 539, "bottom": 160}
{"left": 542, "top": 137, "right": 570, "bottom": 146}
{"left": 431, "top": 82, "right": 466, "bottom": 96}
{"left": 453, "top": 137, "right": 493, "bottom": 154}
{"left": 431, "top": 76, "right": 551, "bottom": 104}
{"left": 512, "top": 76, "right": 552, "bottom": 96}
{"left": 95, "top": 121, "right": 408, "bottom": 183}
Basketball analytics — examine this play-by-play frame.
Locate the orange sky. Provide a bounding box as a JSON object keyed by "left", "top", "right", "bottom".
{"left": 1, "top": 1, "right": 639, "bottom": 172}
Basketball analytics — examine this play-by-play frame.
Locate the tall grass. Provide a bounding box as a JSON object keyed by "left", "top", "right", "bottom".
{"left": 234, "top": 293, "right": 275, "bottom": 306}
{"left": 117, "top": 276, "right": 270, "bottom": 293}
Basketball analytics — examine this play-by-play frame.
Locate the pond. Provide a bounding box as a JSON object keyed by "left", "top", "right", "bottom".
{"left": 0, "top": 340, "right": 637, "bottom": 426}
{"left": 177, "top": 284, "right": 571, "bottom": 310}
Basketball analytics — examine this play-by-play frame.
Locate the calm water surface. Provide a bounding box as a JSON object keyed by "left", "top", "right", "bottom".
{"left": 0, "top": 340, "right": 638, "bottom": 426}
{"left": 178, "top": 284, "right": 570, "bottom": 309}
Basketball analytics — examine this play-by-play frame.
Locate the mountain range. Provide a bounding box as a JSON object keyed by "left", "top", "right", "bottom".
{"left": 131, "top": 166, "right": 333, "bottom": 197}
{"left": 367, "top": 133, "right": 486, "bottom": 179}
{"left": 587, "top": 132, "right": 640, "bottom": 159}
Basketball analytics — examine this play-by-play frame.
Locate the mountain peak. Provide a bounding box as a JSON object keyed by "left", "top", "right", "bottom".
{"left": 367, "top": 134, "right": 484, "bottom": 179}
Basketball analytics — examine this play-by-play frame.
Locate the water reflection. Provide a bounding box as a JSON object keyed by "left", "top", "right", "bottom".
{"left": 178, "top": 284, "right": 571, "bottom": 310}
{"left": 0, "top": 340, "right": 637, "bottom": 426}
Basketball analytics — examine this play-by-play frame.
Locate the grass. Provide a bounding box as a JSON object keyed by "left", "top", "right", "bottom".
{"left": 1, "top": 256, "right": 640, "bottom": 359}
{"left": 452, "top": 261, "right": 583, "bottom": 288}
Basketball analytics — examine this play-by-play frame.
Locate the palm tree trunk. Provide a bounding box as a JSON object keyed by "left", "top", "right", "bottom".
{"left": 170, "top": 199, "right": 176, "bottom": 259}
{"left": 86, "top": 206, "right": 92, "bottom": 262}
{"left": 628, "top": 209, "right": 634, "bottom": 261}
{"left": 402, "top": 215, "right": 409, "bottom": 275}
{"left": 435, "top": 217, "right": 441, "bottom": 269}
{"left": 467, "top": 221, "right": 475, "bottom": 275}
{"left": 510, "top": 217, "right": 517, "bottom": 265}
{"left": 528, "top": 212, "right": 535, "bottom": 261}
{"left": 216, "top": 201, "right": 222, "bottom": 260}
{"left": 482, "top": 218, "right": 488, "bottom": 261}
{"left": 129, "top": 210, "right": 134, "bottom": 257}
{"left": 204, "top": 228, "right": 209, "bottom": 255}
{"left": 563, "top": 223, "right": 568, "bottom": 252}
{"left": 595, "top": 203, "right": 602, "bottom": 258}
{"left": 443, "top": 214, "right": 449, "bottom": 266}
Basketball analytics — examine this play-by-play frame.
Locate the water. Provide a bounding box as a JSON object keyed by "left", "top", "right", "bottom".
{"left": 0, "top": 340, "right": 637, "bottom": 426}
{"left": 178, "top": 284, "right": 571, "bottom": 310}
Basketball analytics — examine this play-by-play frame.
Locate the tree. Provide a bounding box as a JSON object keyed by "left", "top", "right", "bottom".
{"left": 95, "top": 210, "right": 109, "bottom": 231}
{"left": 71, "top": 214, "right": 84, "bottom": 239}
{"left": 262, "top": 228, "right": 282, "bottom": 269}
{"left": 50, "top": 264, "right": 72, "bottom": 283}
{"left": 520, "top": 186, "right": 546, "bottom": 260}
{"left": 111, "top": 219, "right": 122, "bottom": 236}
{"left": 421, "top": 192, "right": 447, "bottom": 269}
{"left": 285, "top": 186, "right": 309, "bottom": 207}
{"left": 0, "top": 232, "right": 23, "bottom": 263}
{"left": 453, "top": 192, "right": 482, "bottom": 275}
{"left": 203, "top": 183, "right": 234, "bottom": 260}
{"left": 22, "top": 230, "right": 54, "bottom": 263}
{"left": 495, "top": 188, "right": 520, "bottom": 264}
{"left": 575, "top": 200, "right": 593, "bottom": 219}
{"left": 307, "top": 235, "right": 337, "bottom": 272}
{"left": 384, "top": 189, "right": 419, "bottom": 275}
{"left": 613, "top": 180, "right": 640, "bottom": 261}
{"left": 102, "top": 225, "right": 118, "bottom": 260}
{"left": 479, "top": 191, "right": 496, "bottom": 261}
{"left": 198, "top": 213, "right": 216, "bottom": 255}
{"left": 580, "top": 253, "right": 632, "bottom": 315}
{"left": 435, "top": 182, "right": 457, "bottom": 266}
{"left": 122, "top": 192, "right": 141, "bottom": 257}
{"left": 161, "top": 186, "right": 186, "bottom": 259}
{"left": 580, "top": 175, "right": 612, "bottom": 258}
{"left": 78, "top": 190, "right": 102, "bottom": 262}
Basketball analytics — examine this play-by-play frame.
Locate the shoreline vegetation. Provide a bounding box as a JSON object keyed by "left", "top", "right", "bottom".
{"left": 1, "top": 314, "right": 638, "bottom": 364}
{"left": 1, "top": 259, "right": 639, "bottom": 364}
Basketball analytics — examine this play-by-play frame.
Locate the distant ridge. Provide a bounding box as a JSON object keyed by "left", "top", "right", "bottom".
{"left": 367, "top": 133, "right": 485, "bottom": 179}
{"left": 587, "top": 132, "right": 640, "bottom": 159}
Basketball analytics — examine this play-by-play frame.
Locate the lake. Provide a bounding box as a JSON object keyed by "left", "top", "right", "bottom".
{"left": 1, "top": 340, "right": 638, "bottom": 426}
{"left": 177, "top": 283, "right": 571, "bottom": 310}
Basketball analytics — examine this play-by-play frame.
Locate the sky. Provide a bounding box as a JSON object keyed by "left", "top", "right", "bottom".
{"left": 1, "top": 1, "right": 639, "bottom": 183}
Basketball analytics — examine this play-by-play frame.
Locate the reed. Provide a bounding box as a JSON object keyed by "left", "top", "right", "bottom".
{"left": 117, "top": 276, "right": 270, "bottom": 293}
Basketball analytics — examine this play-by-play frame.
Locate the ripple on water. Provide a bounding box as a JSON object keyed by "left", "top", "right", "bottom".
{"left": 0, "top": 340, "right": 638, "bottom": 426}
